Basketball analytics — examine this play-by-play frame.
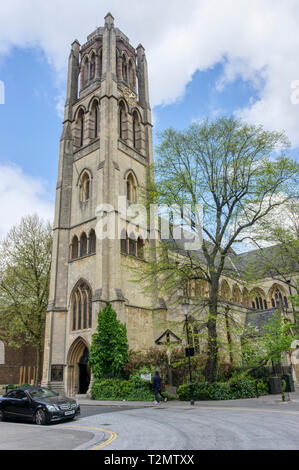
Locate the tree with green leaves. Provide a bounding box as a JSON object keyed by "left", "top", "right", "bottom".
{"left": 242, "top": 198, "right": 299, "bottom": 323}
{"left": 242, "top": 310, "right": 296, "bottom": 380}
{"left": 0, "top": 214, "right": 52, "bottom": 382}
{"left": 137, "top": 116, "right": 298, "bottom": 383}
{"left": 89, "top": 303, "right": 129, "bottom": 379}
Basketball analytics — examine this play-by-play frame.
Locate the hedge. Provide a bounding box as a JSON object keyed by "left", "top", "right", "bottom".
{"left": 91, "top": 374, "right": 155, "bottom": 401}
{"left": 177, "top": 377, "right": 269, "bottom": 401}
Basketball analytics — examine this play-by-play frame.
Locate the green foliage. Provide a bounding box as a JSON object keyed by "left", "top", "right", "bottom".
{"left": 242, "top": 310, "right": 295, "bottom": 371}
{"left": 124, "top": 348, "right": 168, "bottom": 378}
{"left": 177, "top": 376, "right": 264, "bottom": 401}
{"left": 91, "top": 368, "right": 155, "bottom": 401}
{"left": 88, "top": 303, "right": 129, "bottom": 380}
{"left": 0, "top": 215, "right": 52, "bottom": 381}
{"left": 2, "top": 383, "right": 31, "bottom": 390}
{"left": 136, "top": 116, "right": 298, "bottom": 384}
{"left": 261, "top": 311, "right": 294, "bottom": 363}
{"left": 256, "top": 379, "right": 270, "bottom": 396}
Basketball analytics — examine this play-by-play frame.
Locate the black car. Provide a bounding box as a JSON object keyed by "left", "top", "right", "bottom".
{"left": 0, "top": 386, "right": 80, "bottom": 425}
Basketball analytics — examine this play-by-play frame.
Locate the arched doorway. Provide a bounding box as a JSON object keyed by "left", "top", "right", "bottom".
{"left": 67, "top": 337, "right": 90, "bottom": 396}
{"left": 78, "top": 347, "right": 90, "bottom": 394}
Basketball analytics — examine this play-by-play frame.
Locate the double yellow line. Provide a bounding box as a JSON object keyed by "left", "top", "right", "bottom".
{"left": 62, "top": 424, "right": 118, "bottom": 450}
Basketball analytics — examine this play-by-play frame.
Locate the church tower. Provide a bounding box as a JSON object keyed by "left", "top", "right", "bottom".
{"left": 42, "top": 14, "right": 166, "bottom": 395}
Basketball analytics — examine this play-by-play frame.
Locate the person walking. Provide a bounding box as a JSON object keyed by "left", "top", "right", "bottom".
{"left": 152, "top": 370, "right": 167, "bottom": 404}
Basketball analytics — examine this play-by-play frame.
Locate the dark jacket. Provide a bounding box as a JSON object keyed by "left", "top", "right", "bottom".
{"left": 153, "top": 374, "right": 162, "bottom": 390}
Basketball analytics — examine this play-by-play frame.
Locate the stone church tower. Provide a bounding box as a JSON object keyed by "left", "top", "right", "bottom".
{"left": 42, "top": 14, "right": 166, "bottom": 395}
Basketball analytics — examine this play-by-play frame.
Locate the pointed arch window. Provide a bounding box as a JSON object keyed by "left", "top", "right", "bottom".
{"left": 220, "top": 280, "right": 231, "bottom": 301}
{"left": 120, "top": 230, "right": 128, "bottom": 254}
{"left": 137, "top": 237, "right": 144, "bottom": 259}
{"left": 132, "top": 111, "right": 139, "bottom": 149}
{"left": 90, "top": 53, "right": 95, "bottom": 80}
{"left": 71, "top": 282, "right": 92, "bottom": 331}
{"left": 77, "top": 108, "right": 84, "bottom": 147}
{"left": 126, "top": 172, "right": 136, "bottom": 203}
{"left": 122, "top": 55, "right": 127, "bottom": 81}
{"left": 91, "top": 100, "right": 99, "bottom": 138}
{"left": 129, "top": 234, "right": 136, "bottom": 256}
{"left": 89, "top": 229, "right": 96, "bottom": 254}
{"left": 80, "top": 233, "right": 88, "bottom": 257}
{"left": 71, "top": 235, "right": 79, "bottom": 260}
{"left": 119, "top": 101, "right": 126, "bottom": 140}
{"left": 128, "top": 60, "right": 134, "bottom": 89}
{"left": 83, "top": 58, "right": 89, "bottom": 85}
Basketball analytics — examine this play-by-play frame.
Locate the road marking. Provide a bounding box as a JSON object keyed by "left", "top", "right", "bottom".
{"left": 196, "top": 406, "right": 299, "bottom": 416}
{"left": 61, "top": 424, "right": 118, "bottom": 450}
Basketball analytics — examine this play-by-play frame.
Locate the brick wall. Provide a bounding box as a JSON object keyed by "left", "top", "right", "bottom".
{"left": 0, "top": 343, "right": 37, "bottom": 386}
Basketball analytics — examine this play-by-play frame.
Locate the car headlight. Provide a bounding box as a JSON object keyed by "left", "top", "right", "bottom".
{"left": 46, "top": 404, "right": 60, "bottom": 412}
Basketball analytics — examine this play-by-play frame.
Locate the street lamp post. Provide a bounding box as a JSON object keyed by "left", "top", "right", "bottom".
{"left": 182, "top": 302, "right": 195, "bottom": 406}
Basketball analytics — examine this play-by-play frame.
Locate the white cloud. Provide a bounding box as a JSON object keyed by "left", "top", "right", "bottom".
{"left": 0, "top": 164, "right": 54, "bottom": 238}
{"left": 1, "top": 0, "right": 299, "bottom": 145}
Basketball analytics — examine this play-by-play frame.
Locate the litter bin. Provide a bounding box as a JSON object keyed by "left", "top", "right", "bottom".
{"left": 269, "top": 377, "right": 282, "bottom": 394}
{"left": 282, "top": 374, "right": 295, "bottom": 393}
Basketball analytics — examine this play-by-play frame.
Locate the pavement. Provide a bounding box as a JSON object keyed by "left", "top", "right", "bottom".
{"left": 77, "top": 390, "right": 299, "bottom": 409}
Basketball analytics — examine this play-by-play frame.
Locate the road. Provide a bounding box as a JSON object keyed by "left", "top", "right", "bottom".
{"left": 1, "top": 401, "right": 299, "bottom": 450}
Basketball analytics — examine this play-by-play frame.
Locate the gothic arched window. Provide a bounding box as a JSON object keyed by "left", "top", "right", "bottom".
{"left": 71, "top": 282, "right": 92, "bottom": 331}
{"left": 83, "top": 57, "right": 89, "bottom": 85}
{"left": 122, "top": 55, "right": 127, "bottom": 81}
{"left": 77, "top": 108, "right": 84, "bottom": 147}
{"left": 91, "top": 100, "right": 99, "bottom": 138}
{"left": 137, "top": 237, "right": 144, "bottom": 259}
{"left": 126, "top": 172, "right": 136, "bottom": 203}
{"left": 132, "top": 111, "right": 141, "bottom": 150}
{"left": 232, "top": 285, "right": 242, "bottom": 304}
{"left": 89, "top": 229, "right": 96, "bottom": 254}
{"left": 128, "top": 60, "right": 135, "bottom": 89}
{"left": 90, "top": 53, "right": 95, "bottom": 80}
{"left": 71, "top": 236, "right": 79, "bottom": 260}
{"left": 120, "top": 229, "right": 128, "bottom": 254}
{"left": 220, "top": 280, "right": 231, "bottom": 301}
{"left": 80, "top": 233, "right": 88, "bottom": 257}
{"left": 119, "top": 101, "right": 127, "bottom": 140}
{"left": 129, "top": 233, "right": 136, "bottom": 256}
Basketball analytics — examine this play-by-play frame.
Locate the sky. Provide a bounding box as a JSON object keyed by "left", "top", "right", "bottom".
{"left": 0, "top": 0, "right": 299, "bottom": 238}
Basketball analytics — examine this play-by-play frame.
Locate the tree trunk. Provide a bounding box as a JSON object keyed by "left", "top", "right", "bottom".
{"left": 204, "top": 278, "right": 219, "bottom": 383}
{"left": 36, "top": 345, "right": 44, "bottom": 385}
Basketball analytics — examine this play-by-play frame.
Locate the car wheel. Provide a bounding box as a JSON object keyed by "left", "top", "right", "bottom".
{"left": 35, "top": 409, "right": 47, "bottom": 425}
{"left": 0, "top": 410, "right": 5, "bottom": 422}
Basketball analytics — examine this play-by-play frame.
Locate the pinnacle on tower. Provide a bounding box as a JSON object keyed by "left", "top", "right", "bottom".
{"left": 105, "top": 12, "right": 114, "bottom": 27}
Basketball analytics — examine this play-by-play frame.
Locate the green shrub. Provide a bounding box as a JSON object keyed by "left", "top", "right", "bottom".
{"left": 177, "top": 376, "right": 259, "bottom": 401}
{"left": 177, "top": 382, "right": 211, "bottom": 401}
{"left": 91, "top": 368, "right": 155, "bottom": 401}
{"left": 89, "top": 303, "right": 129, "bottom": 380}
{"left": 210, "top": 382, "right": 232, "bottom": 400}
{"left": 228, "top": 376, "right": 256, "bottom": 399}
{"left": 256, "top": 379, "right": 270, "bottom": 396}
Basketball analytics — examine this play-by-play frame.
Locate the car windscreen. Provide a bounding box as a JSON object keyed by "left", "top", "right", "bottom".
{"left": 28, "top": 388, "right": 57, "bottom": 399}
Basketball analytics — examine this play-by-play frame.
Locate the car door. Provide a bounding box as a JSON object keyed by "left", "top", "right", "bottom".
{"left": 13, "top": 390, "right": 34, "bottom": 419}
{"left": 2, "top": 390, "right": 19, "bottom": 417}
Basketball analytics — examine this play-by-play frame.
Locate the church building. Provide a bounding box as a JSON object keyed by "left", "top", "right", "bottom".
{"left": 42, "top": 14, "right": 165, "bottom": 395}
{"left": 42, "top": 14, "right": 298, "bottom": 396}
